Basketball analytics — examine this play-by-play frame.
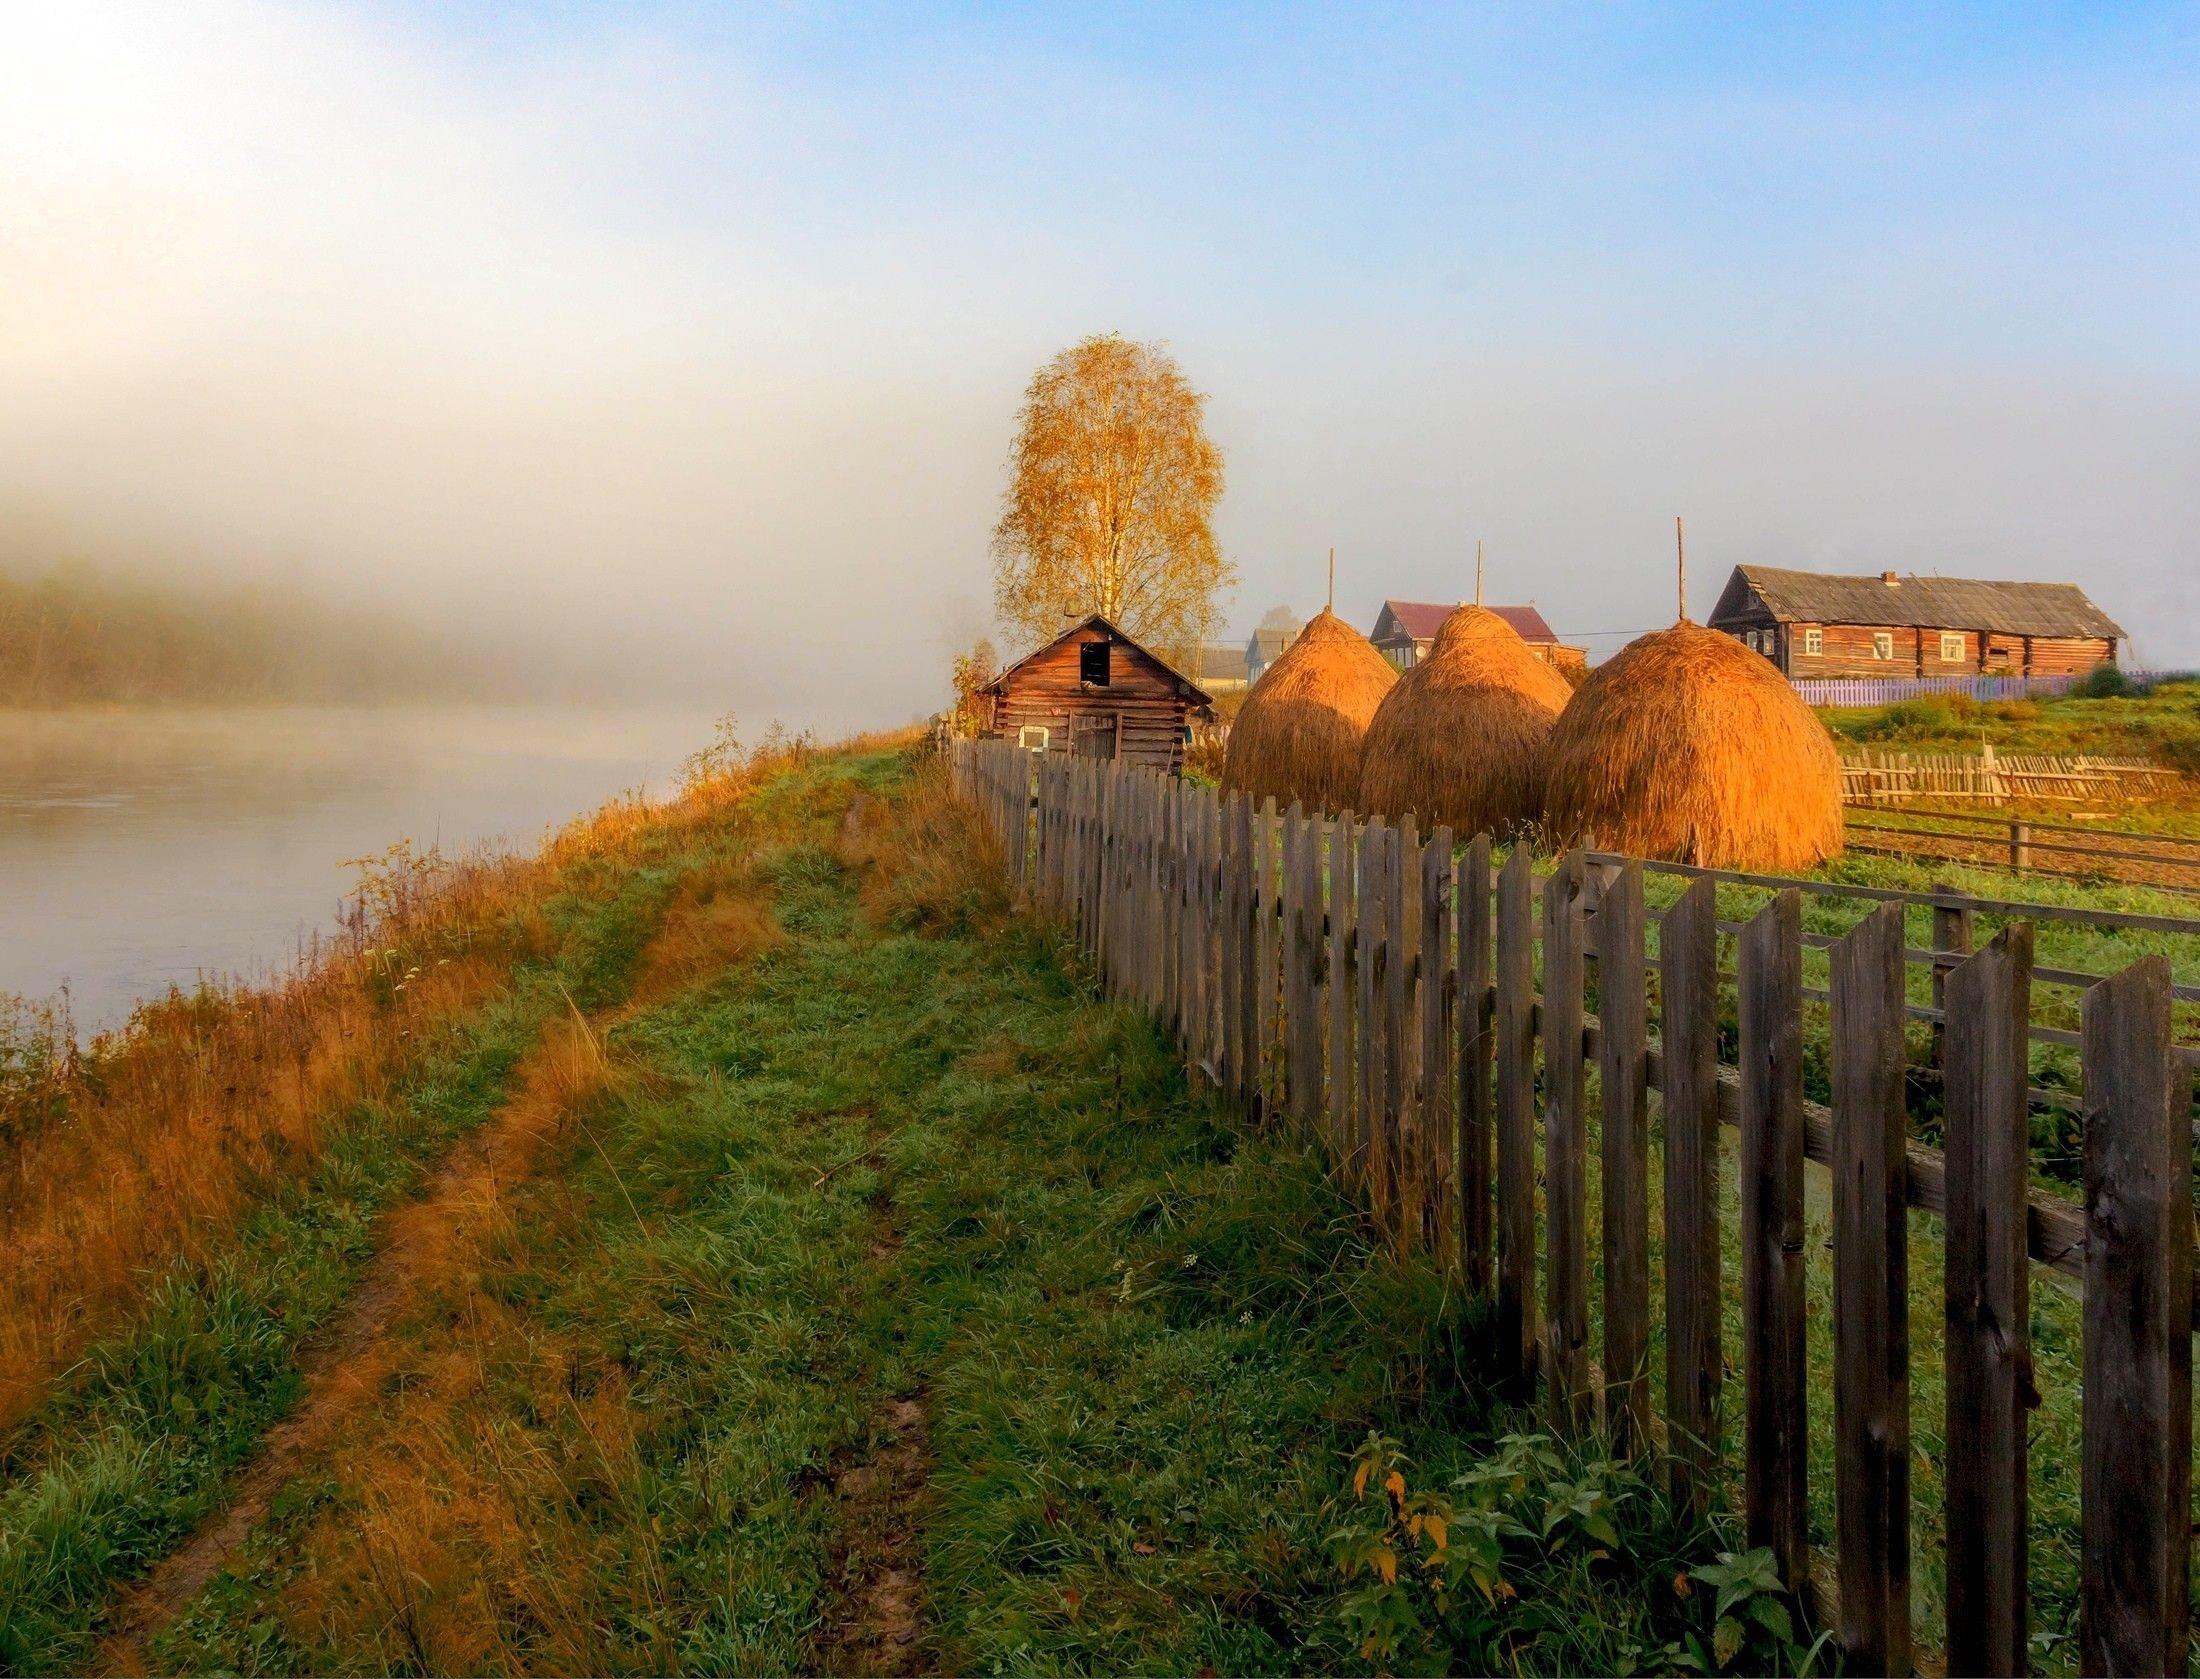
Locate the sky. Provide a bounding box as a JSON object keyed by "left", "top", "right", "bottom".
{"left": 2, "top": 1, "right": 2196, "bottom": 730}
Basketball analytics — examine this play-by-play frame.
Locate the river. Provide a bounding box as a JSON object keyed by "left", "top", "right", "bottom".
{"left": 0, "top": 705, "right": 731, "bottom": 1031}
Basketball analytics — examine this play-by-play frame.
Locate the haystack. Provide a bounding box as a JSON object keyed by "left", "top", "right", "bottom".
{"left": 1357, "top": 605, "right": 1574, "bottom": 836}
{"left": 1222, "top": 609, "right": 1397, "bottom": 812}
{"left": 1542, "top": 620, "right": 1843, "bottom": 870}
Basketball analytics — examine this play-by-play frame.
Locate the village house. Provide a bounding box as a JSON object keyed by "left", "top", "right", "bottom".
{"left": 1369, "top": 600, "right": 1587, "bottom": 675}
{"left": 1244, "top": 624, "right": 1297, "bottom": 686}
{"left": 982, "top": 614, "right": 1211, "bottom": 773}
{"left": 1706, "top": 565, "right": 2124, "bottom": 680}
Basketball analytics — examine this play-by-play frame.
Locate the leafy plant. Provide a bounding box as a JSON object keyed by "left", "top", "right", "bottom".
{"left": 1667, "top": 1548, "right": 1832, "bottom": 1676}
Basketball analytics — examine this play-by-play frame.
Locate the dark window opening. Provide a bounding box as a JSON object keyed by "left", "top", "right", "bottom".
{"left": 1080, "top": 640, "right": 1111, "bottom": 686}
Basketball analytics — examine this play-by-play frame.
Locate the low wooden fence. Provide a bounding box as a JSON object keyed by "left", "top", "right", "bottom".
{"left": 1802, "top": 671, "right": 2192, "bottom": 708}
{"left": 1841, "top": 747, "right": 2183, "bottom": 806}
{"left": 948, "top": 737, "right": 2199, "bottom": 1676}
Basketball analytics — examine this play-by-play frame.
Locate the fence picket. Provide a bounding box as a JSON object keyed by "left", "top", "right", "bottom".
{"left": 1291, "top": 809, "right": 1324, "bottom": 1138}
{"left": 1661, "top": 873, "right": 1723, "bottom": 1513}
{"left": 2080, "top": 955, "right": 2190, "bottom": 1677}
{"left": 1830, "top": 902, "right": 1911, "bottom": 1674}
{"left": 1943, "top": 923, "right": 2034, "bottom": 1679}
{"left": 1359, "top": 819, "right": 1388, "bottom": 1211}
{"left": 1388, "top": 817, "right": 1420, "bottom": 1245}
{"left": 1457, "top": 835, "right": 1493, "bottom": 1295}
{"left": 1414, "top": 829, "right": 1451, "bottom": 1259}
{"left": 1543, "top": 851, "right": 1591, "bottom": 1432}
{"left": 1329, "top": 814, "right": 1357, "bottom": 1173}
{"left": 1739, "top": 889, "right": 1808, "bottom": 1592}
{"left": 1597, "top": 857, "right": 1650, "bottom": 1456}
{"left": 1495, "top": 842, "right": 1539, "bottom": 1397}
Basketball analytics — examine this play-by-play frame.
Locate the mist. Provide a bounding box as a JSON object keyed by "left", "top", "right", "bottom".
{"left": 4, "top": 3, "right": 2195, "bottom": 737}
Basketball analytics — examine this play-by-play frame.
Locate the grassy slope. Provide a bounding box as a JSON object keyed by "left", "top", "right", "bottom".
{"left": 0, "top": 780, "right": 735, "bottom": 1670}
{"left": 95, "top": 752, "right": 1765, "bottom": 1678}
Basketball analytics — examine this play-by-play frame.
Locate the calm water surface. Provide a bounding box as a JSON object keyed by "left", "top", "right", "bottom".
{"left": 0, "top": 706, "right": 725, "bottom": 1029}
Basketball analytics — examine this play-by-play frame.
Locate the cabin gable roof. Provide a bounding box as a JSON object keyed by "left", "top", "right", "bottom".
{"left": 983, "top": 614, "right": 1214, "bottom": 706}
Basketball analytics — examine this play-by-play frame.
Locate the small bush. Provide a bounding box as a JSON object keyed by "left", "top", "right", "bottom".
{"left": 2074, "top": 662, "right": 2137, "bottom": 699}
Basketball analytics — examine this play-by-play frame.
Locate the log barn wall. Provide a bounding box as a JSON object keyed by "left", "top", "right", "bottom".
{"left": 986, "top": 621, "right": 1201, "bottom": 774}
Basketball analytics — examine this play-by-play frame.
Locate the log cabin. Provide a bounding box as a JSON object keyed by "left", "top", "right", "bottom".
{"left": 1369, "top": 599, "right": 1588, "bottom": 676}
{"left": 981, "top": 614, "right": 1212, "bottom": 773}
{"left": 1707, "top": 566, "right": 2124, "bottom": 680}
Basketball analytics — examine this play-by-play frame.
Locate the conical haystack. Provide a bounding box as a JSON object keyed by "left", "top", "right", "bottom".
{"left": 1543, "top": 621, "right": 1843, "bottom": 870}
{"left": 1357, "top": 605, "right": 1574, "bottom": 836}
{"left": 1222, "top": 609, "right": 1397, "bottom": 812}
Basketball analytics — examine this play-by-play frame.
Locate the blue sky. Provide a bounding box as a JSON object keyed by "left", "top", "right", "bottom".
{"left": 2, "top": 2, "right": 2194, "bottom": 721}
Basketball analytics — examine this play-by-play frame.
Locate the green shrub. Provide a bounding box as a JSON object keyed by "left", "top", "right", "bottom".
{"left": 2074, "top": 662, "right": 2137, "bottom": 699}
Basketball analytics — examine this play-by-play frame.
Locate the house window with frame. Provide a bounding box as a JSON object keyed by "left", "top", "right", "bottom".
{"left": 1018, "top": 724, "right": 1050, "bottom": 752}
{"left": 1080, "top": 640, "right": 1111, "bottom": 686}
{"left": 1803, "top": 628, "right": 1823, "bottom": 657}
{"left": 1940, "top": 632, "right": 1964, "bottom": 663}
{"left": 1873, "top": 632, "right": 1895, "bottom": 661}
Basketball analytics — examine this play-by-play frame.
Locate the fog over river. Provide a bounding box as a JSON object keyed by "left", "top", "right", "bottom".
{"left": 0, "top": 706, "right": 738, "bottom": 1030}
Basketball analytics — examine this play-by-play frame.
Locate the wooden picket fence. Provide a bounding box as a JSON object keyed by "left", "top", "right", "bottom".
{"left": 1841, "top": 747, "right": 2182, "bottom": 806}
{"left": 948, "top": 738, "right": 2197, "bottom": 1676}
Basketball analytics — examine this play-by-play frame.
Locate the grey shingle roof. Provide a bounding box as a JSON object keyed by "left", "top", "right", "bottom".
{"left": 1726, "top": 566, "right": 2124, "bottom": 639}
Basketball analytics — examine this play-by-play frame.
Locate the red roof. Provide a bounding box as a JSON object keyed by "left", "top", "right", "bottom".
{"left": 1377, "top": 600, "right": 1559, "bottom": 644}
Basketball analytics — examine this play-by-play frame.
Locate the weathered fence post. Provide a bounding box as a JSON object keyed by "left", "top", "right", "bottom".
{"left": 1495, "top": 842, "right": 1539, "bottom": 1399}
{"left": 1739, "top": 889, "right": 1807, "bottom": 1593}
{"left": 2080, "top": 955, "right": 2189, "bottom": 1678}
{"left": 1830, "top": 902, "right": 1911, "bottom": 1675}
{"left": 1662, "top": 874, "right": 1722, "bottom": 1514}
{"left": 1387, "top": 816, "right": 1420, "bottom": 1247}
{"left": 1543, "top": 851, "right": 1591, "bottom": 1433}
{"left": 1943, "top": 923, "right": 2035, "bottom": 1679}
{"left": 1457, "top": 834, "right": 1494, "bottom": 1296}
{"left": 1256, "top": 798, "right": 1280, "bottom": 1121}
{"left": 1421, "top": 827, "right": 1455, "bottom": 1265}
{"left": 1290, "top": 807, "right": 1324, "bottom": 1140}
{"left": 1358, "top": 819, "right": 1389, "bottom": 1206}
{"left": 1329, "top": 814, "right": 1357, "bottom": 1174}
{"left": 1596, "top": 857, "right": 1650, "bottom": 1456}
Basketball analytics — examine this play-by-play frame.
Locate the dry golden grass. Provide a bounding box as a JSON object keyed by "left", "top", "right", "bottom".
{"left": 0, "top": 747, "right": 792, "bottom": 1437}
{"left": 1542, "top": 620, "right": 1845, "bottom": 871}
{"left": 1356, "top": 605, "right": 1574, "bottom": 837}
{"left": 1221, "top": 610, "right": 1397, "bottom": 814}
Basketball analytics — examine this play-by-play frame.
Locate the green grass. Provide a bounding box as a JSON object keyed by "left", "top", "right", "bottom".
{"left": 0, "top": 818, "right": 730, "bottom": 1672}
{"left": 117, "top": 754, "right": 1785, "bottom": 1677}
{"left": 1817, "top": 680, "right": 2200, "bottom": 783}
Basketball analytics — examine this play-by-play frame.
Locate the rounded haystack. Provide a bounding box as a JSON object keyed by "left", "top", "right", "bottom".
{"left": 1543, "top": 621, "right": 1843, "bottom": 871}
{"left": 1357, "top": 605, "right": 1575, "bottom": 836}
{"left": 1222, "top": 609, "right": 1397, "bottom": 812}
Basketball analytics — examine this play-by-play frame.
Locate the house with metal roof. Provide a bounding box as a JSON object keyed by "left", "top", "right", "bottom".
{"left": 1707, "top": 565, "right": 2125, "bottom": 680}
{"left": 1368, "top": 600, "right": 1586, "bottom": 675}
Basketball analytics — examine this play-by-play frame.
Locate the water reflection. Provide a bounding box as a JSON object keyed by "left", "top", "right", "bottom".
{"left": 0, "top": 706, "right": 721, "bottom": 1028}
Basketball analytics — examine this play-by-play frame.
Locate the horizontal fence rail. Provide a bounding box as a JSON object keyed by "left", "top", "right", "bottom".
{"left": 947, "top": 738, "right": 2200, "bottom": 1675}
